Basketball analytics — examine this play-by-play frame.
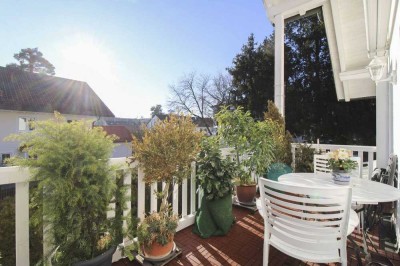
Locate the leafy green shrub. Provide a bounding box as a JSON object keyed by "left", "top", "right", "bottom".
{"left": 196, "top": 137, "right": 235, "bottom": 200}
{"left": 264, "top": 100, "right": 293, "bottom": 166}
{"left": 6, "top": 113, "right": 118, "bottom": 265}
{"left": 216, "top": 106, "right": 275, "bottom": 185}
{"left": 294, "top": 143, "right": 315, "bottom": 172}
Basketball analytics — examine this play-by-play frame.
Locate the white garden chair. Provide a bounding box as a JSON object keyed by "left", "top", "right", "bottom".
{"left": 313, "top": 154, "right": 331, "bottom": 174}
{"left": 258, "top": 177, "right": 354, "bottom": 265}
{"left": 314, "top": 154, "right": 361, "bottom": 179}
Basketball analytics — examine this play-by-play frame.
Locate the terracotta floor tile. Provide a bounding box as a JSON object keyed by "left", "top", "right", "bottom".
{"left": 114, "top": 206, "right": 400, "bottom": 266}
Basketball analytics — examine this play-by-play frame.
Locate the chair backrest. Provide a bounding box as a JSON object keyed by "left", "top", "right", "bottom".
{"left": 313, "top": 154, "right": 331, "bottom": 173}
{"left": 385, "top": 154, "right": 398, "bottom": 186}
{"left": 349, "top": 157, "right": 361, "bottom": 179}
{"left": 314, "top": 154, "right": 361, "bottom": 178}
{"left": 258, "top": 178, "right": 352, "bottom": 263}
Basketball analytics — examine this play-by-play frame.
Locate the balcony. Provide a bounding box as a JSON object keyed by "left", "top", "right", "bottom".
{"left": 1, "top": 143, "right": 399, "bottom": 265}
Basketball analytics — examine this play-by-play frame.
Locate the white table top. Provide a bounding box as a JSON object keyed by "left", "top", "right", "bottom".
{"left": 278, "top": 173, "right": 400, "bottom": 205}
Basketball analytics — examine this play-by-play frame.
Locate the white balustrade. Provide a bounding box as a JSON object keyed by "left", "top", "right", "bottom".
{"left": 0, "top": 157, "right": 198, "bottom": 265}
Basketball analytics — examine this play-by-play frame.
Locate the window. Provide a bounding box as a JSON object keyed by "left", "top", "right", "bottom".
{"left": 18, "top": 117, "right": 35, "bottom": 131}
{"left": 1, "top": 154, "right": 10, "bottom": 166}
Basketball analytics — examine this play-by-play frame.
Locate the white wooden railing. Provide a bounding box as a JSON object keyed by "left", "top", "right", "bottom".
{"left": 0, "top": 157, "right": 199, "bottom": 265}
{"left": 291, "top": 143, "right": 377, "bottom": 179}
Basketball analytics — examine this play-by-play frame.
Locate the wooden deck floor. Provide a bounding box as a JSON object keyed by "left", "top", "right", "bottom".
{"left": 114, "top": 207, "right": 400, "bottom": 266}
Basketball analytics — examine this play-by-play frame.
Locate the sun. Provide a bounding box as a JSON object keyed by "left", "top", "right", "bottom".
{"left": 60, "top": 34, "right": 117, "bottom": 82}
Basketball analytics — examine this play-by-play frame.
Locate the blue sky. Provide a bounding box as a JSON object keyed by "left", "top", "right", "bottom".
{"left": 0, "top": 0, "right": 273, "bottom": 118}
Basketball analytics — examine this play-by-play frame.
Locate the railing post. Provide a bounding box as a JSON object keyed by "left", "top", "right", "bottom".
{"left": 172, "top": 183, "right": 179, "bottom": 214}
{"left": 291, "top": 144, "right": 296, "bottom": 170}
{"left": 181, "top": 179, "right": 188, "bottom": 217}
{"left": 123, "top": 169, "right": 131, "bottom": 230}
{"left": 150, "top": 183, "right": 157, "bottom": 212}
{"left": 190, "top": 162, "right": 196, "bottom": 214}
{"left": 15, "top": 182, "right": 30, "bottom": 266}
{"left": 137, "top": 167, "right": 145, "bottom": 221}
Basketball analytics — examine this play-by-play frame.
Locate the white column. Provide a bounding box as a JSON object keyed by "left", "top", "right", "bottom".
{"left": 15, "top": 182, "right": 30, "bottom": 266}
{"left": 274, "top": 14, "right": 285, "bottom": 117}
{"left": 376, "top": 79, "right": 392, "bottom": 168}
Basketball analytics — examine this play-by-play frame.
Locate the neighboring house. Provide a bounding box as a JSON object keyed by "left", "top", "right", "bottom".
{"left": 147, "top": 114, "right": 217, "bottom": 135}
{"left": 0, "top": 66, "right": 114, "bottom": 164}
{"left": 96, "top": 125, "right": 133, "bottom": 157}
{"left": 100, "top": 117, "right": 150, "bottom": 135}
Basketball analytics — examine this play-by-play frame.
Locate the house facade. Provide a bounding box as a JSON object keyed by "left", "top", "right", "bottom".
{"left": 96, "top": 125, "right": 133, "bottom": 157}
{"left": 0, "top": 66, "right": 115, "bottom": 163}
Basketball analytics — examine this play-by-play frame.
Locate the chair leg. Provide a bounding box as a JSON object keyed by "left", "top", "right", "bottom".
{"left": 263, "top": 241, "right": 269, "bottom": 266}
{"left": 342, "top": 242, "right": 347, "bottom": 266}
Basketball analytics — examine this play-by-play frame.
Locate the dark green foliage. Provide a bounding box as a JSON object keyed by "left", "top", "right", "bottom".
{"left": 6, "top": 47, "right": 55, "bottom": 75}
{"left": 0, "top": 186, "right": 43, "bottom": 266}
{"left": 0, "top": 196, "right": 15, "bottom": 266}
{"left": 227, "top": 34, "right": 274, "bottom": 121}
{"left": 5, "top": 113, "right": 117, "bottom": 265}
{"left": 228, "top": 13, "right": 376, "bottom": 145}
{"left": 150, "top": 104, "right": 164, "bottom": 117}
{"left": 196, "top": 137, "right": 235, "bottom": 200}
{"left": 293, "top": 144, "right": 315, "bottom": 173}
{"left": 284, "top": 13, "right": 376, "bottom": 145}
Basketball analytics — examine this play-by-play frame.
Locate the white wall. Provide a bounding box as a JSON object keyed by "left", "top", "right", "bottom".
{"left": 112, "top": 143, "right": 132, "bottom": 158}
{"left": 390, "top": 7, "right": 400, "bottom": 160}
{"left": 389, "top": 3, "right": 400, "bottom": 251}
{"left": 0, "top": 110, "right": 97, "bottom": 158}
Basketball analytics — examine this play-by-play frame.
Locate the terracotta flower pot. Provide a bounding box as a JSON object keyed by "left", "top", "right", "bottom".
{"left": 143, "top": 239, "right": 174, "bottom": 259}
{"left": 236, "top": 185, "right": 256, "bottom": 203}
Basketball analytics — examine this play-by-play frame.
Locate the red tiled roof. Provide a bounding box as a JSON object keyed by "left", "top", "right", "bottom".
{"left": 0, "top": 66, "right": 114, "bottom": 117}
{"left": 98, "top": 125, "right": 133, "bottom": 143}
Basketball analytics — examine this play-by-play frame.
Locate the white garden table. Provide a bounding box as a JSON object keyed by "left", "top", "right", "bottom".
{"left": 278, "top": 172, "right": 400, "bottom": 260}
{"left": 278, "top": 173, "right": 400, "bottom": 205}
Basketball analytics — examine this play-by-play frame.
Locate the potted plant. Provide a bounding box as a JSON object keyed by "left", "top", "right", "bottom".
{"left": 5, "top": 113, "right": 122, "bottom": 266}
{"left": 327, "top": 148, "right": 358, "bottom": 185}
{"left": 193, "top": 136, "right": 235, "bottom": 238}
{"left": 130, "top": 115, "right": 202, "bottom": 259}
{"left": 216, "top": 106, "right": 275, "bottom": 204}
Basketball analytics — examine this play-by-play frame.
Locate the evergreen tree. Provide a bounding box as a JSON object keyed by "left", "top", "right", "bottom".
{"left": 150, "top": 104, "right": 164, "bottom": 117}
{"left": 227, "top": 34, "right": 275, "bottom": 120}
{"left": 6, "top": 48, "right": 55, "bottom": 75}
{"left": 284, "top": 13, "right": 376, "bottom": 145}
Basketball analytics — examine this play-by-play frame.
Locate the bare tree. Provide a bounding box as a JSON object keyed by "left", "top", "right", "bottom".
{"left": 168, "top": 73, "right": 213, "bottom": 134}
{"left": 168, "top": 72, "right": 233, "bottom": 135}
{"left": 208, "top": 73, "right": 234, "bottom": 114}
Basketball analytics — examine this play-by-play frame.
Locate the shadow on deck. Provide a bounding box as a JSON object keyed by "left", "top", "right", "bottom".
{"left": 114, "top": 207, "right": 400, "bottom": 265}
